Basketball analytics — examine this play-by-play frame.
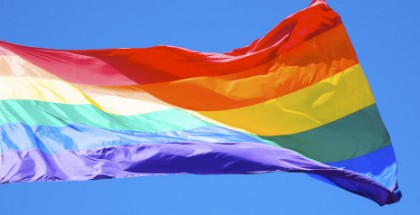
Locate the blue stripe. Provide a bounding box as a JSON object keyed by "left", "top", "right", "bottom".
{"left": 327, "top": 145, "right": 398, "bottom": 190}
{"left": 0, "top": 123, "right": 263, "bottom": 154}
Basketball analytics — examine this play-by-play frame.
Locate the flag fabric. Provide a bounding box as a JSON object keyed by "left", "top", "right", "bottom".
{"left": 0, "top": 0, "right": 401, "bottom": 205}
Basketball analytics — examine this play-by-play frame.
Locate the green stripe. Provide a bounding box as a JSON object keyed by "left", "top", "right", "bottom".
{"left": 0, "top": 100, "right": 210, "bottom": 132}
{"left": 259, "top": 104, "right": 391, "bottom": 162}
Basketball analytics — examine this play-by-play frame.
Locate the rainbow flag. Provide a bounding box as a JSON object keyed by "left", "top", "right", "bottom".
{"left": 0, "top": 0, "right": 401, "bottom": 205}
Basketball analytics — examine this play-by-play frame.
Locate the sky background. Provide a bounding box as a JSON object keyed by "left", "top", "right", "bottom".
{"left": 0, "top": 0, "right": 419, "bottom": 214}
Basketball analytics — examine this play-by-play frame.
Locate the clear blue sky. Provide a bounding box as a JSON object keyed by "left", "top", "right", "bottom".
{"left": 0, "top": 0, "right": 418, "bottom": 214}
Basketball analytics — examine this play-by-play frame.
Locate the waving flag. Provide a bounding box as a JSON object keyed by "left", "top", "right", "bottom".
{"left": 0, "top": 0, "right": 401, "bottom": 205}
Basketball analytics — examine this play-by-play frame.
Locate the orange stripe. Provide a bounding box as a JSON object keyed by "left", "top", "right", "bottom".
{"left": 140, "top": 25, "right": 358, "bottom": 110}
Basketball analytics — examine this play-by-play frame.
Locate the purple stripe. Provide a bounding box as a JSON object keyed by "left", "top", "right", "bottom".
{"left": 0, "top": 142, "right": 399, "bottom": 205}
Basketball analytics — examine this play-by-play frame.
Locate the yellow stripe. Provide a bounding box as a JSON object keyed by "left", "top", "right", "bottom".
{"left": 198, "top": 64, "right": 375, "bottom": 136}
{"left": 0, "top": 77, "right": 172, "bottom": 116}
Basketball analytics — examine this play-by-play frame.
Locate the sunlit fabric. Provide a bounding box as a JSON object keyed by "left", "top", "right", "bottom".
{"left": 0, "top": 0, "right": 401, "bottom": 205}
